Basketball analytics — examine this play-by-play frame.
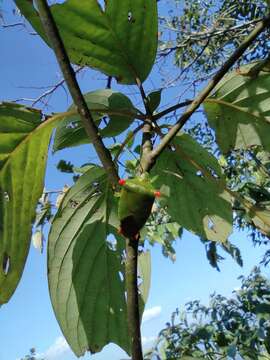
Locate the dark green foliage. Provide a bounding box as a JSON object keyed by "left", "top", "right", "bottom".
{"left": 53, "top": 90, "right": 138, "bottom": 152}
{"left": 152, "top": 134, "right": 233, "bottom": 243}
{"left": 148, "top": 267, "right": 270, "bottom": 359}
{"left": 57, "top": 160, "right": 74, "bottom": 173}
{"left": 0, "top": 103, "right": 57, "bottom": 304}
{"left": 48, "top": 167, "right": 131, "bottom": 356}
{"left": 15, "top": 0, "right": 158, "bottom": 84}
{"left": 20, "top": 348, "right": 44, "bottom": 360}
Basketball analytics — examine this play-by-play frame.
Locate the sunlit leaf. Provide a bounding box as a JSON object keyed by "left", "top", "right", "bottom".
{"left": 0, "top": 103, "right": 57, "bottom": 303}
{"left": 138, "top": 250, "right": 151, "bottom": 316}
{"left": 204, "top": 62, "right": 270, "bottom": 153}
{"left": 152, "top": 134, "right": 233, "bottom": 242}
{"left": 15, "top": 0, "right": 158, "bottom": 84}
{"left": 48, "top": 166, "right": 130, "bottom": 356}
{"left": 53, "top": 89, "right": 137, "bottom": 152}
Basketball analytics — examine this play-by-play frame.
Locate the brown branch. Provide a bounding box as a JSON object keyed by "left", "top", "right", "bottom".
{"left": 153, "top": 99, "right": 192, "bottom": 121}
{"left": 32, "top": 66, "right": 84, "bottom": 106}
{"left": 1, "top": 22, "right": 25, "bottom": 28}
{"left": 125, "top": 238, "right": 143, "bottom": 360}
{"left": 14, "top": 67, "right": 84, "bottom": 107}
{"left": 120, "top": 78, "right": 154, "bottom": 360}
{"left": 159, "top": 18, "right": 264, "bottom": 56}
{"left": 144, "top": 15, "right": 270, "bottom": 173}
{"left": 35, "top": 0, "right": 119, "bottom": 186}
{"left": 135, "top": 77, "right": 161, "bottom": 172}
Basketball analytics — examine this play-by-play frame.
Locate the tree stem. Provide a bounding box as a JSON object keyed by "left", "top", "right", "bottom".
{"left": 125, "top": 238, "right": 143, "bottom": 360}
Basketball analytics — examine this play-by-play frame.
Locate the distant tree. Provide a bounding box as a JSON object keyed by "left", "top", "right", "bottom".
{"left": 148, "top": 268, "right": 270, "bottom": 359}
{"left": 20, "top": 348, "right": 44, "bottom": 360}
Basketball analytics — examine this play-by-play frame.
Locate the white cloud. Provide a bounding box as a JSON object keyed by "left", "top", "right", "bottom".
{"left": 40, "top": 336, "right": 70, "bottom": 360}
{"left": 142, "top": 306, "right": 162, "bottom": 323}
{"left": 38, "top": 308, "right": 161, "bottom": 359}
{"left": 142, "top": 336, "right": 156, "bottom": 345}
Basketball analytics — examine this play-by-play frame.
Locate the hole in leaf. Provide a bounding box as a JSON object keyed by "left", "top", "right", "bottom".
{"left": 118, "top": 271, "right": 124, "bottom": 282}
{"left": 66, "top": 121, "right": 78, "bottom": 129}
{"left": 97, "top": 0, "right": 106, "bottom": 11}
{"left": 3, "top": 192, "right": 10, "bottom": 202}
{"left": 196, "top": 170, "right": 203, "bottom": 177}
{"left": 69, "top": 199, "right": 79, "bottom": 208}
{"left": 208, "top": 218, "right": 214, "bottom": 231}
{"left": 2, "top": 253, "right": 10, "bottom": 275}
{"left": 207, "top": 166, "right": 220, "bottom": 179}
{"left": 106, "top": 234, "right": 117, "bottom": 251}
{"left": 109, "top": 307, "right": 115, "bottom": 314}
{"left": 127, "top": 11, "right": 133, "bottom": 22}
{"left": 48, "top": 0, "right": 66, "bottom": 4}
{"left": 99, "top": 116, "right": 109, "bottom": 129}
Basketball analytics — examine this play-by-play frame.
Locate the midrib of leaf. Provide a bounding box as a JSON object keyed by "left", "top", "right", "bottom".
{"left": 204, "top": 98, "right": 270, "bottom": 125}
{"left": 76, "top": 107, "right": 138, "bottom": 118}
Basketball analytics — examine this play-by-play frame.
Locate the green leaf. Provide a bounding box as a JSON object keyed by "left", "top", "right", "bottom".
{"left": 53, "top": 89, "right": 137, "bottom": 152}
{"left": 255, "top": 303, "right": 270, "bottom": 317}
{"left": 48, "top": 166, "right": 130, "bottom": 356}
{"left": 0, "top": 103, "right": 57, "bottom": 303}
{"left": 15, "top": 0, "right": 158, "bottom": 84}
{"left": 138, "top": 250, "right": 151, "bottom": 316}
{"left": 147, "top": 89, "right": 162, "bottom": 113}
{"left": 248, "top": 207, "right": 270, "bottom": 237}
{"left": 152, "top": 134, "right": 233, "bottom": 242}
{"left": 204, "top": 62, "right": 270, "bottom": 153}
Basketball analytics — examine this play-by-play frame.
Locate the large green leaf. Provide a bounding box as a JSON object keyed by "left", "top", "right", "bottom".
{"left": 248, "top": 206, "right": 270, "bottom": 237}
{"left": 152, "top": 134, "right": 233, "bottom": 242}
{"left": 15, "top": 0, "right": 158, "bottom": 84}
{"left": 0, "top": 103, "right": 57, "bottom": 303}
{"left": 48, "top": 167, "right": 130, "bottom": 356}
{"left": 53, "top": 89, "right": 137, "bottom": 152}
{"left": 204, "top": 62, "right": 270, "bottom": 153}
{"left": 138, "top": 250, "right": 151, "bottom": 317}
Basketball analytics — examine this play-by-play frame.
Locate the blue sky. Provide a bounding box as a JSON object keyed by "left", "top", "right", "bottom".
{"left": 0, "top": 1, "right": 270, "bottom": 360}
